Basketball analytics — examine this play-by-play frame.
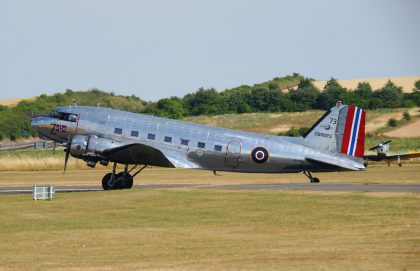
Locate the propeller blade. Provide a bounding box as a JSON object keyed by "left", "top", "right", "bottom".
{"left": 369, "top": 144, "right": 380, "bottom": 151}
{"left": 382, "top": 140, "right": 391, "bottom": 145}
{"left": 63, "top": 143, "right": 70, "bottom": 174}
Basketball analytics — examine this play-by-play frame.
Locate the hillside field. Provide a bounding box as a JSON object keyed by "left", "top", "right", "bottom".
{"left": 313, "top": 75, "right": 420, "bottom": 92}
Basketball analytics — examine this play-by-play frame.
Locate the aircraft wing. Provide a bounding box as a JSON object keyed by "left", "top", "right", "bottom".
{"left": 364, "top": 152, "right": 420, "bottom": 161}
{"left": 102, "top": 143, "right": 199, "bottom": 168}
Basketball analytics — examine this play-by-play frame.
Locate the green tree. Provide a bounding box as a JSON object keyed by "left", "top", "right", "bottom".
{"left": 156, "top": 97, "right": 186, "bottom": 119}
{"left": 353, "top": 82, "right": 373, "bottom": 108}
{"left": 315, "top": 78, "right": 347, "bottom": 109}
{"left": 414, "top": 80, "right": 420, "bottom": 91}
{"left": 288, "top": 81, "right": 320, "bottom": 111}
{"left": 183, "top": 88, "right": 227, "bottom": 116}
{"left": 373, "top": 80, "right": 404, "bottom": 108}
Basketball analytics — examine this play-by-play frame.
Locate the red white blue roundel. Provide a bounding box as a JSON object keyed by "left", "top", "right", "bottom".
{"left": 251, "top": 147, "right": 269, "bottom": 164}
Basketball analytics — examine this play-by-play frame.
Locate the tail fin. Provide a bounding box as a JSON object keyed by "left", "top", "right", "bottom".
{"left": 303, "top": 104, "right": 365, "bottom": 158}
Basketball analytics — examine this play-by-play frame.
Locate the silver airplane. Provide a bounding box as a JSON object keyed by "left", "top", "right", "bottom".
{"left": 31, "top": 103, "right": 366, "bottom": 190}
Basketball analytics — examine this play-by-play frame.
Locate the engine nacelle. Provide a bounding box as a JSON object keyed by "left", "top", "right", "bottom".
{"left": 70, "top": 135, "right": 120, "bottom": 159}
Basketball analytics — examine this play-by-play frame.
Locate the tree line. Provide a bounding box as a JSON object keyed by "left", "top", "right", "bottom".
{"left": 143, "top": 76, "right": 420, "bottom": 119}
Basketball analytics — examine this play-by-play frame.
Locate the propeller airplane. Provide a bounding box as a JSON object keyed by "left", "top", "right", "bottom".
{"left": 31, "top": 103, "right": 367, "bottom": 190}
{"left": 364, "top": 140, "right": 420, "bottom": 167}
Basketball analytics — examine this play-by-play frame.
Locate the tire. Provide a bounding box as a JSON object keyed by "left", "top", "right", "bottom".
{"left": 115, "top": 172, "right": 125, "bottom": 189}
{"left": 312, "top": 177, "right": 320, "bottom": 183}
{"left": 124, "top": 175, "right": 133, "bottom": 189}
{"left": 102, "top": 173, "right": 113, "bottom": 190}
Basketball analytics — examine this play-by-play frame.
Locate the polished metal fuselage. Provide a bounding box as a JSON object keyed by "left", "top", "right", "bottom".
{"left": 32, "top": 106, "right": 353, "bottom": 173}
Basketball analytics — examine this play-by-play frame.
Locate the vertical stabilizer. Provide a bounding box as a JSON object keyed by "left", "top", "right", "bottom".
{"left": 303, "top": 104, "right": 366, "bottom": 158}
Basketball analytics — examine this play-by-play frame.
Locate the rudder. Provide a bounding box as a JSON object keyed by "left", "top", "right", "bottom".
{"left": 337, "top": 105, "right": 365, "bottom": 157}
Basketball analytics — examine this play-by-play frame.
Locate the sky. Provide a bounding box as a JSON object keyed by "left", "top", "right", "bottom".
{"left": 1, "top": 0, "right": 419, "bottom": 101}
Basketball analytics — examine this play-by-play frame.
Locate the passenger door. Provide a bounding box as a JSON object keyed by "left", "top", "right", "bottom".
{"left": 225, "top": 139, "right": 241, "bottom": 167}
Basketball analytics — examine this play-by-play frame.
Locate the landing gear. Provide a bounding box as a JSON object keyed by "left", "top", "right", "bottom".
{"left": 102, "top": 163, "right": 147, "bottom": 190}
{"left": 303, "top": 171, "right": 320, "bottom": 183}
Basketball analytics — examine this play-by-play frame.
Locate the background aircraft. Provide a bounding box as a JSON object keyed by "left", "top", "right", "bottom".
{"left": 31, "top": 103, "right": 366, "bottom": 190}
{"left": 364, "top": 140, "right": 420, "bottom": 167}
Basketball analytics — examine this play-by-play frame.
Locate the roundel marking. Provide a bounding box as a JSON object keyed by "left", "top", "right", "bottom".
{"left": 251, "top": 147, "right": 269, "bottom": 164}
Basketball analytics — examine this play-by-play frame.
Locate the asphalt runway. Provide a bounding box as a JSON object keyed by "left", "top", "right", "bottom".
{"left": 1, "top": 183, "right": 419, "bottom": 195}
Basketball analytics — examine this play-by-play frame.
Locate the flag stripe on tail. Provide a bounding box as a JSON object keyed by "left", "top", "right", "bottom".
{"left": 340, "top": 105, "right": 365, "bottom": 157}
{"left": 348, "top": 107, "right": 361, "bottom": 156}
{"left": 340, "top": 105, "right": 355, "bottom": 154}
{"left": 354, "top": 111, "right": 366, "bottom": 157}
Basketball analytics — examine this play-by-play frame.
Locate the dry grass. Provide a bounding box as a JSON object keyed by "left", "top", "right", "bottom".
{"left": 0, "top": 97, "right": 33, "bottom": 106}
{"left": 313, "top": 75, "right": 420, "bottom": 92}
{"left": 0, "top": 188, "right": 419, "bottom": 270}
{"left": 0, "top": 155, "right": 90, "bottom": 171}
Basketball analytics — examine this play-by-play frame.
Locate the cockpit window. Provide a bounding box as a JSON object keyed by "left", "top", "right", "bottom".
{"left": 49, "top": 111, "right": 78, "bottom": 122}
{"left": 49, "top": 111, "right": 60, "bottom": 118}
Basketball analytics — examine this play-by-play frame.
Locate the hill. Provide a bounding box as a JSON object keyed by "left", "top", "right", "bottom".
{"left": 313, "top": 75, "right": 420, "bottom": 93}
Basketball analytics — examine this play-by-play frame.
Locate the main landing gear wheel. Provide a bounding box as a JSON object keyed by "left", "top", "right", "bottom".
{"left": 101, "top": 163, "right": 147, "bottom": 190}
{"left": 303, "top": 171, "right": 320, "bottom": 183}
{"left": 102, "top": 172, "right": 133, "bottom": 190}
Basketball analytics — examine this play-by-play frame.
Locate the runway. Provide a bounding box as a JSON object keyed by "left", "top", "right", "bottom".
{"left": 1, "top": 183, "right": 419, "bottom": 195}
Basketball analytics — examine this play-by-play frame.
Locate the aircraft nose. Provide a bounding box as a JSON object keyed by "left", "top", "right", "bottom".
{"left": 31, "top": 116, "right": 42, "bottom": 132}
{"left": 31, "top": 116, "right": 50, "bottom": 134}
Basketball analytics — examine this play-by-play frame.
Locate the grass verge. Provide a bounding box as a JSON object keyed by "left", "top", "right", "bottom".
{"left": 0, "top": 189, "right": 419, "bottom": 270}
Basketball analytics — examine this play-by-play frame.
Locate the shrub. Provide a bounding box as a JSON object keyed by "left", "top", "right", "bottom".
{"left": 387, "top": 118, "right": 398, "bottom": 127}
{"left": 402, "top": 111, "right": 411, "bottom": 121}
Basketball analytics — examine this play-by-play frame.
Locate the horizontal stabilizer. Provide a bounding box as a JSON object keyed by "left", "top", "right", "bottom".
{"left": 305, "top": 156, "right": 365, "bottom": 171}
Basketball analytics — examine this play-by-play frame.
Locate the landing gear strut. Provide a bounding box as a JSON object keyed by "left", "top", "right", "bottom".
{"left": 102, "top": 163, "right": 148, "bottom": 190}
{"left": 303, "top": 171, "right": 320, "bottom": 183}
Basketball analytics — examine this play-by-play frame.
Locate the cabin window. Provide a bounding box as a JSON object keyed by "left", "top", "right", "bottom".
{"left": 164, "top": 136, "right": 172, "bottom": 143}
{"left": 148, "top": 133, "right": 155, "bottom": 140}
{"left": 181, "top": 139, "right": 189, "bottom": 146}
{"left": 197, "top": 142, "right": 205, "bottom": 148}
{"left": 114, "top": 128, "right": 122, "bottom": 134}
{"left": 214, "top": 145, "right": 222, "bottom": 152}
{"left": 131, "top": 131, "right": 139, "bottom": 137}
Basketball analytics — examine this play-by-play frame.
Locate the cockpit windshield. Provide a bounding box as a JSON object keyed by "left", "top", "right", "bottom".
{"left": 49, "top": 111, "right": 78, "bottom": 122}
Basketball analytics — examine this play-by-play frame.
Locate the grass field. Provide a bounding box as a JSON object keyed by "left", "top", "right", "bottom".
{"left": 313, "top": 75, "right": 420, "bottom": 93}
{"left": 0, "top": 187, "right": 419, "bottom": 271}
{"left": 1, "top": 163, "right": 419, "bottom": 270}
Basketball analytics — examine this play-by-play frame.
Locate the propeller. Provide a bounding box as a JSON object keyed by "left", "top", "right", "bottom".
{"left": 369, "top": 140, "right": 391, "bottom": 151}
{"left": 62, "top": 114, "right": 80, "bottom": 174}
{"left": 63, "top": 130, "right": 73, "bottom": 174}
{"left": 63, "top": 141, "right": 71, "bottom": 174}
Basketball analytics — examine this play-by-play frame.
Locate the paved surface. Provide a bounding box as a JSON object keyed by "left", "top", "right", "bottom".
{"left": 1, "top": 183, "right": 420, "bottom": 195}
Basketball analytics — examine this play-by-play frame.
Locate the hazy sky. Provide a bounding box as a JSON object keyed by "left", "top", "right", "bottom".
{"left": 1, "top": 0, "right": 419, "bottom": 101}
